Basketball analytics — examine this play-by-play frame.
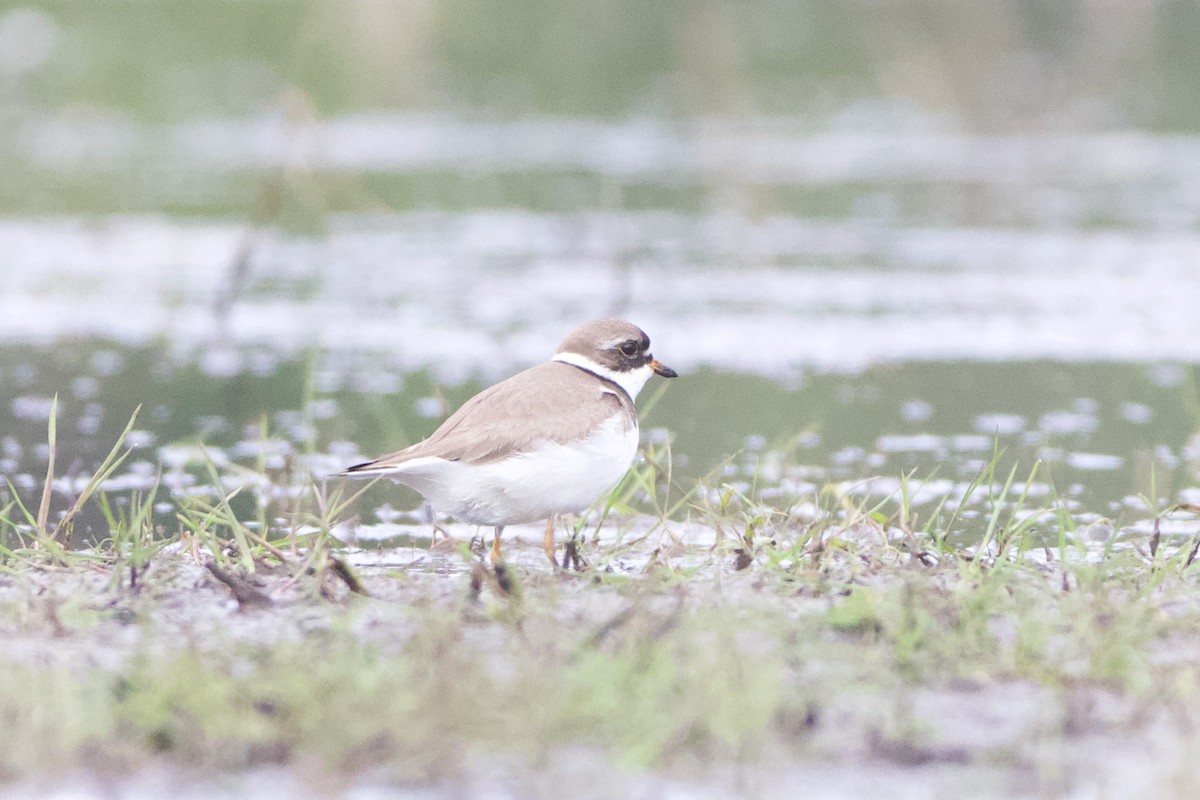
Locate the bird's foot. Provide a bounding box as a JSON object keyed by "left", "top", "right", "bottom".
{"left": 543, "top": 517, "right": 559, "bottom": 569}
{"left": 468, "top": 558, "right": 517, "bottom": 599}
{"left": 564, "top": 535, "right": 589, "bottom": 572}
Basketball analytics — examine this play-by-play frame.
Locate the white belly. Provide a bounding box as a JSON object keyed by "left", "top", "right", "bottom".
{"left": 386, "top": 415, "right": 639, "bottom": 526}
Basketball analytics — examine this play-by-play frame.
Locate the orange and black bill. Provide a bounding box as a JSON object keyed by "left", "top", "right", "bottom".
{"left": 649, "top": 359, "right": 678, "bottom": 378}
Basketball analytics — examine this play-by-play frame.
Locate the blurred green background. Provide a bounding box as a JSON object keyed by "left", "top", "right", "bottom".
{"left": 5, "top": 0, "right": 1200, "bottom": 219}
{"left": 13, "top": 1, "right": 1200, "bottom": 126}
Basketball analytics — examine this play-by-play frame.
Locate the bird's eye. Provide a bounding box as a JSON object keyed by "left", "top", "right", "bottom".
{"left": 619, "top": 340, "right": 640, "bottom": 357}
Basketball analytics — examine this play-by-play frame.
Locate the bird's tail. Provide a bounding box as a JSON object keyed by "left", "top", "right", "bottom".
{"left": 338, "top": 460, "right": 391, "bottom": 478}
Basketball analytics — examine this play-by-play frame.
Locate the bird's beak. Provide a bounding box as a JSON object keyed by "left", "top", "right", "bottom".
{"left": 649, "top": 358, "right": 678, "bottom": 378}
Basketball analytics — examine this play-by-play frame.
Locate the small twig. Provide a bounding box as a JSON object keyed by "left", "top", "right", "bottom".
{"left": 587, "top": 605, "right": 637, "bottom": 648}
{"left": 1184, "top": 533, "right": 1200, "bottom": 569}
{"left": 241, "top": 525, "right": 290, "bottom": 565}
{"left": 328, "top": 555, "right": 369, "bottom": 596}
{"left": 205, "top": 561, "right": 272, "bottom": 609}
{"left": 646, "top": 588, "right": 687, "bottom": 642}
{"left": 732, "top": 548, "right": 753, "bottom": 570}
{"left": 493, "top": 562, "right": 515, "bottom": 595}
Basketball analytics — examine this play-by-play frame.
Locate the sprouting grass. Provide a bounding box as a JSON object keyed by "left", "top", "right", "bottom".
{"left": 2, "top": 405, "right": 1200, "bottom": 795}
{"left": 97, "top": 484, "right": 163, "bottom": 591}
{"left": 2, "top": 396, "right": 140, "bottom": 565}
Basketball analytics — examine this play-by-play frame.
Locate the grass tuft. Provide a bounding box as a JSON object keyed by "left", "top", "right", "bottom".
{"left": 0, "top": 402, "right": 1199, "bottom": 794}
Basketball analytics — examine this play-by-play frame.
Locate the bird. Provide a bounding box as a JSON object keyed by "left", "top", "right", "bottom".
{"left": 339, "top": 319, "right": 677, "bottom": 566}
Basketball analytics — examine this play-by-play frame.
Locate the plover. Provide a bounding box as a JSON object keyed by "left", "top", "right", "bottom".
{"left": 340, "top": 319, "right": 677, "bottom": 565}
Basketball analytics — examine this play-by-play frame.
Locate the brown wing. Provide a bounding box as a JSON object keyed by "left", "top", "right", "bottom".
{"left": 346, "top": 362, "right": 634, "bottom": 470}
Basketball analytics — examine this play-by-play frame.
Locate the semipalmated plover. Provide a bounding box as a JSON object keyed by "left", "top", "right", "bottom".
{"left": 340, "top": 319, "right": 677, "bottom": 565}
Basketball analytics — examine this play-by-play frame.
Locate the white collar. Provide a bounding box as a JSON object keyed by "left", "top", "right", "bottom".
{"left": 552, "top": 352, "right": 653, "bottom": 400}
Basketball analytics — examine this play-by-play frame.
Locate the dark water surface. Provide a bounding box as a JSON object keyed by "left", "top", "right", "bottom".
{"left": 2, "top": 340, "right": 1196, "bottom": 544}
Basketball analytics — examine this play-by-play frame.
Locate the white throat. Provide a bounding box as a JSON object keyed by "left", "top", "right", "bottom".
{"left": 553, "top": 352, "right": 654, "bottom": 400}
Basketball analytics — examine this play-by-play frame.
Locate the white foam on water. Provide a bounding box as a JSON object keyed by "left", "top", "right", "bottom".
{"left": 15, "top": 111, "right": 1200, "bottom": 195}
{"left": 1066, "top": 452, "right": 1125, "bottom": 471}
{"left": 1, "top": 213, "right": 1199, "bottom": 380}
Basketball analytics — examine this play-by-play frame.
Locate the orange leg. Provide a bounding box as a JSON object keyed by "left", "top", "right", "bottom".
{"left": 490, "top": 525, "right": 505, "bottom": 563}
{"left": 543, "top": 516, "right": 559, "bottom": 568}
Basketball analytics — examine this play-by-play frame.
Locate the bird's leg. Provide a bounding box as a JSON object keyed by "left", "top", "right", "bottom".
{"left": 543, "top": 516, "right": 559, "bottom": 568}
{"left": 565, "top": 515, "right": 589, "bottom": 571}
{"left": 489, "top": 525, "right": 516, "bottom": 595}
{"left": 490, "top": 525, "right": 505, "bottom": 563}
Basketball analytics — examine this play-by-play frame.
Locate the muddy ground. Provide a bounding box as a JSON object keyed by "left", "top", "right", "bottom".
{"left": 2, "top": 518, "right": 1197, "bottom": 799}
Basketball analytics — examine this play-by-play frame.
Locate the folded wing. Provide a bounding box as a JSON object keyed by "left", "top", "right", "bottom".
{"left": 340, "top": 362, "right": 635, "bottom": 474}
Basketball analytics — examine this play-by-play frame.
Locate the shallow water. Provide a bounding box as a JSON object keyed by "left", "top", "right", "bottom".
{"left": 5, "top": 213, "right": 1200, "bottom": 371}
{"left": 2, "top": 1, "right": 1200, "bottom": 545}
{"left": 1, "top": 338, "right": 1196, "bottom": 546}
